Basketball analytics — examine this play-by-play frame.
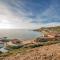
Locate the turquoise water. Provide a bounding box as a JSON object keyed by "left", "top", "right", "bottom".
{"left": 0, "top": 29, "right": 42, "bottom": 40}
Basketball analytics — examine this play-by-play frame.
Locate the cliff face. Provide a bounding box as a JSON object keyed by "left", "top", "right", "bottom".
{"left": 2, "top": 43, "right": 60, "bottom": 60}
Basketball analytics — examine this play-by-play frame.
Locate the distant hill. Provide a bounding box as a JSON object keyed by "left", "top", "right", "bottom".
{"left": 34, "top": 26, "right": 60, "bottom": 33}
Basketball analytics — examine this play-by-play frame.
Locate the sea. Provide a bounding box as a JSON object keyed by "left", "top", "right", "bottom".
{"left": 0, "top": 29, "right": 42, "bottom": 40}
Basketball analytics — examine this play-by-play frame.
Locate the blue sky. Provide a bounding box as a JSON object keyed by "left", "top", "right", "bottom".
{"left": 0, "top": 0, "right": 60, "bottom": 29}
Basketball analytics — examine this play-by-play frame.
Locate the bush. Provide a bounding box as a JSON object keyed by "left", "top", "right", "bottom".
{"left": 35, "top": 37, "right": 48, "bottom": 42}
{"left": 29, "top": 44, "right": 43, "bottom": 48}
{"left": 0, "top": 51, "right": 3, "bottom": 54}
{"left": 8, "top": 45, "right": 23, "bottom": 49}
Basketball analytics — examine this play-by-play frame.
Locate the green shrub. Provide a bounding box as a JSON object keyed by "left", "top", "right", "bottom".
{"left": 0, "top": 51, "right": 3, "bottom": 54}
{"left": 9, "top": 45, "right": 23, "bottom": 49}
{"left": 35, "top": 37, "right": 48, "bottom": 42}
{"left": 29, "top": 44, "right": 43, "bottom": 48}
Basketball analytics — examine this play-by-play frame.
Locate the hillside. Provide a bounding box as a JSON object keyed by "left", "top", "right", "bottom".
{"left": 34, "top": 26, "right": 60, "bottom": 33}
{"left": 1, "top": 43, "right": 60, "bottom": 60}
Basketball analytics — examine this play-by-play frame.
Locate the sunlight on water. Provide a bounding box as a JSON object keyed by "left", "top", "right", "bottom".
{"left": 0, "top": 29, "right": 42, "bottom": 40}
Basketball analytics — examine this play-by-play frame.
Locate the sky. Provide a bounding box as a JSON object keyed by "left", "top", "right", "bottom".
{"left": 0, "top": 0, "right": 60, "bottom": 29}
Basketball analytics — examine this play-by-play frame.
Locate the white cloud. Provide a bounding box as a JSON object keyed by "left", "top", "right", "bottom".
{"left": 0, "top": 2, "right": 36, "bottom": 29}
{"left": 0, "top": 0, "right": 60, "bottom": 29}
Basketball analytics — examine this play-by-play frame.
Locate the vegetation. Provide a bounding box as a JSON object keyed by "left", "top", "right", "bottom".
{"left": 0, "top": 37, "right": 60, "bottom": 59}
{"left": 7, "top": 45, "right": 23, "bottom": 49}
{"left": 1, "top": 43, "right": 60, "bottom": 60}
{"left": 34, "top": 26, "right": 60, "bottom": 33}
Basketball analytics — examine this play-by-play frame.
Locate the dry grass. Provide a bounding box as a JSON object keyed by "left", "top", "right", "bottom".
{"left": 1, "top": 43, "right": 60, "bottom": 60}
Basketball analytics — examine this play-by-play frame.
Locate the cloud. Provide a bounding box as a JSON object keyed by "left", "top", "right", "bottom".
{"left": 0, "top": 1, "right": 36, "bottom": 29}
{"left": 45, "top": 22, "right": 60, "bottom": 27}
{"left": 0, "top": 0, "right": 60, "bottom": 29}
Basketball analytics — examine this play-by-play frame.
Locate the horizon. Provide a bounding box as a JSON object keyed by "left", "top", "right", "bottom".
{"left": 0, "top": 0, "right": 60, "bottom": 29}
